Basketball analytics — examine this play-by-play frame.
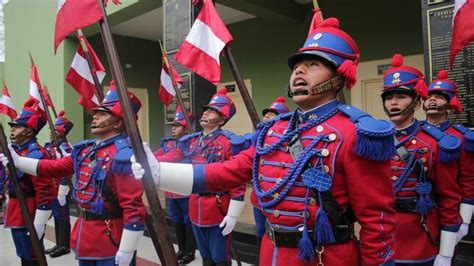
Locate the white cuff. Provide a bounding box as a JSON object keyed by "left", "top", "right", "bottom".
{"left": 33, "top": 209, "right": 51, "bottom": 226}
{"left": 16, "top": 156, "right": 39, "bottom": 176}
{"left": 439, "top": 230, "right": 457, "bottom": 257}
{"left": 118, "top": 229, "right": 143, "bottom": 252}
{"left": 227, "top": 199, "right": 245, "bottom": 218}
{"left": 159, "top": 162, "right": 193, "bottom": 196}
{"left": 460, "top": 203, "right": 473, "bottom": 224}
{"left": 58, "top": 184, "right": 70, "bottom": 196}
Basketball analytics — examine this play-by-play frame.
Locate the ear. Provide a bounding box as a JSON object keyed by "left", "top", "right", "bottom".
{"left": 414, "top": 98, "right": 422, "bottom": 111}
{"left": 113, "top": 119, "right": 124, "bottom": 129}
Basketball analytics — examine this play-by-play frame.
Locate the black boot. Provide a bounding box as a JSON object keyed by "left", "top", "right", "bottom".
{"left": 21, "top": 258, "right": 28, "bottom": 266}
{"left": 45, "top": 219, "right": 60, "bottom": 254}
{"left": 178, "top": 224, "right": 196, "bottom": 264}
{"left": 202, "top": 259, "right": 216, "bottom": 266}
{"left": 50, "top": 219, "right": 71, "bottom": 258}
{"left": 215, "top": 262, "right": 231, "bottom": 266}
{"left": 174, "top": 222, "right": 186, "bottom": 260}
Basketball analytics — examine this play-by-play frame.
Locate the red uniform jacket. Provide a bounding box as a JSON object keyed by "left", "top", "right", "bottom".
{"left": 4, "top": 138, "right": 56, "bottom": 228}
{"left": 36, "top": 134, "right": 146, "bottom": 259}
{"left": 192, "top": 102, "right": 397, "bottom": 266}
{"left": 159, "top": 129, "right": 246, "bottom": 227}
{"left": 154, "top": 137, "right": 188, "bottom": 199}
{"left": 391, "top": 121, "right": 461, "bottom": 263}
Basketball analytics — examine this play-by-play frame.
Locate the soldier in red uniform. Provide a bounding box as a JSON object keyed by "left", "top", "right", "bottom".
{"left": 381, "top": 55, "right": 462, "bottom": 265}
{"left": 154, "top": 105, "right": 196, "bottom": 264}
{"left": 43, "top": 110, "right": 74, "bottom": 258}
{"left": 2, "top": 86, "right": 146, "bottom": 266}
{"left": 149, "top": 88, "right": 247, "bottom": 266}
{"left": 4, "top": 100, "right": 56, "bottom": 266}
{"left": 250, "top": 96, "right": 291, "bottom": 248}
{"left": 424, "top": 70, "right": 474, "bottom": 244}
{"left": 133, "top": 16, "right": 398, "bottom": 266}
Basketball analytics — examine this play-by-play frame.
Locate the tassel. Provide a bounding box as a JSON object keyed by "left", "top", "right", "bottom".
{"left": 91, "top": 196, "right": 104, "bottom": 215}
{"left": 415, "top": 182, "right": 436, "bottom": 215}
{"left": 414, "top": 79, "right": 428, "bottom": 100}
{"left": 338, "top": 60, "right": 357, "bottom": 89}
{"left": 314, "top": 207, "right": 335, "bottom": 246}
{"left": 353, "top": 117, "right": 396, "bottom": 161}
{"left": 298, "top": 226, "right": 315, "bottom": 262}
{"left": 450, "top": 96, "right": 463, "bottom": 114}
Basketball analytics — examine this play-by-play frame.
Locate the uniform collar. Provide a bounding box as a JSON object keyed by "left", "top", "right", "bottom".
{"left": 12, "top": 137, "right": 37, "bottom": 151}
{"left": 95, "top": 133, "right": 127, "bottom": 148}
{"left": 425, "top": 119, "right": 451, "bottom": 131}
{"left": 297, "top": 99, "right": 339, "bottom": 124}
{"left": 201, "top": 128, "right": 221, "bottom": 139}
{"left": 395, "top": 119, "right": 419, "bottom": 137}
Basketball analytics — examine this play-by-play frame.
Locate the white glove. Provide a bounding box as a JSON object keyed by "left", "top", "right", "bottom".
{"left": 33, "top": 209, "right": 52, "bottom": 239}
{"left": 115, "top": 229, "right": 143, "bottom": 266}
{"left": 219, "top": 199, "right": 245, "bottom": 236}
{"left": 55, "top": 145, "right": 71, "bottom": 158}
{"left": 433, "top": 254, "right": 452, "bottom": 266}
{"left": 57, "top": 184, "right": 70, "bottom": 206}
{"left": 115, "top": 250, "right": 134, "bottom": 266}
{"left": 0, "top": 145, "right": 39, "bottom": 175}
{"left": 456, "top": 223, "right": 469, "bottom": 244}
{"left": 130, "top": 143, "right": 160, "bottom": 185}
{"left": 0, "top": 144, "right": 19, "bottom": 167}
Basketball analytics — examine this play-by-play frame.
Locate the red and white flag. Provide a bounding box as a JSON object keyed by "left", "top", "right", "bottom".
{"left": 450, "top": 0, "right": 474, "bottom": 67}
{"left": 0, "top": 86, "right": 17, "bottom": 119}
{"left": 28, "top": 64, "right": 46, "bottom": 113}
{"left": 66, "top": 37, "right": 106, "bottom": 111}
{"left": 175, "top": 0, "right": 233, "bottom": 85}
{"left": 159, "top": 58, "right": 183, "bottom": 107}
{"left": 54, "top": 0, "right": 103, "bottom": 53}
{"left": 42, "top": 86, "right": 55, "bottom": 109}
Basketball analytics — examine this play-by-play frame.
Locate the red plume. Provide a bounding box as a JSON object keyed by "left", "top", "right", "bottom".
{"left": 307, "top": 9, "right": 323, "bottom": 35}
{"left": 338, "top": 60, "right": 358, "bottom": 89}
{"left": 414, "top": 79, "right": 428, "bottom": 100}
{"left": 392, "top": 54, "right": 403, "bottom": 67}
{"left": 275, "top": 96, "right": 286, "bottom": 103}
{"left": 320, "top": 17, "right": 339, "bottom": 28}
{"left": 58, "top": 110, "right": 65, "bottom": 117}
{"left": 437, "top": 70, "right": 448, "bottom": 80}
{"left": 450, "top": 96, "right": 463, "bottom": 114}
{"left": 216, "top": 88, "right": 228, "bottom": 95}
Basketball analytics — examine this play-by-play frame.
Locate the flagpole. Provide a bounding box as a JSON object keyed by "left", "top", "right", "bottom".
{"left": 42, "top": 85, "right": 58, "bottom": 118}
{"left": 76, "top": 30, "right": 105, "bottom": 101}
{"left": 222, "top": 46, "right": 260, "bottom": 130}
{"left": 310, "top": 0, "right": 346, "bottom": 104}
{"left": 95, "top": 1, "right": 178, "bottom": 265}
{"left": 0, "top": 124, "right": 48, "bottom": 266}
{"left": 158, "top": 40, "right": 193, "bottom": 134}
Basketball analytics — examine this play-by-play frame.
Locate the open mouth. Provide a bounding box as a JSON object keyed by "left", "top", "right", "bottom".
{"left": 426, "top": 102, "right": 438, "bottom": 111}
{"left": 389, "top": 108, "right": 402, "bottom": 117}
{"left": 199, "top": 119, "right": 209, "bottom": 123}
{"left": 292, "top": 78, "right": 308, "bottom": 90}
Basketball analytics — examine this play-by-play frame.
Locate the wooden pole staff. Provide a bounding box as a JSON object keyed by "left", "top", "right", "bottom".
{"left": 77, "top": 30, "right": 105, "bottom": 101}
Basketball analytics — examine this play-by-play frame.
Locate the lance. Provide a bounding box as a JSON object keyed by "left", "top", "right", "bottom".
{"left": 158, "top": 40, "right": 193, "bottom": 134}
{"left": 42, "top": 85, "right": 57, "bottom": 118}
{"left": 95, "top": 0, "right": 178, "bottom": 265}
{"left": 311, "top": 0, "right": 347, "bottom": 104}
{"left": 223, "top": 46, "right": 260, "bottom": 130}
{"left": 0, "top": 124, "right": 48, "bottom": 266}
{"left": 77, "top": 30, "right": 105, "bottom": 101}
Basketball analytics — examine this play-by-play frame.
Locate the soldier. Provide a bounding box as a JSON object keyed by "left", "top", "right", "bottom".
{"left": 155, "top": 88, "right": 247, "bottom": 266}
{"left": 2, "top": 86, "right": 146, "bottom": 266}
{"left": 381, "top": 55, "right": 462, "bottom": 265}
{"left": 154, "top": 105, "right": 196, "bottom": 264}
{"left": 424, "top": 70, "right": 474, "bottom": 244}
{"left": 43, "top": 110, "right": 74, "bottom": 258}
{"left": 4, "top": 100, "right": 56, "bottom": 266}
{"left": 250, "top": 96, "right": 291, "bottom": 248}
{"left": 133, "top": 17, "right": 398, "bottom": 266}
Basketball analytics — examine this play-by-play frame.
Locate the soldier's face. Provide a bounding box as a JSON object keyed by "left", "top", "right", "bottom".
{"left": 424, "top": 92, "right": 449, "bottom": 116}
{"left": 383, "top": 92, "right": 420, "bottom": 126}
{"left": 263, "top": 111, "right": 277, "bottom": 122}
{"left": 200, "top": 109, "right": 224, "bottom": 128}
{"left": 91, "top": 111, "right": 122, "bottom": 138}
{"left": 172, "top": 124, "right": 185, "bottom": 138}
{"left": 290, "top": 58, "right": 337, "bottom": 111}
{"left": 10, "top": 125, "right": 32, "bottom": 144}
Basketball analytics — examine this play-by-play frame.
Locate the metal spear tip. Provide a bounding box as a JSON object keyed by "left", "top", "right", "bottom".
{"left": 28, "top": 51, "right": 35, "bottom": 66}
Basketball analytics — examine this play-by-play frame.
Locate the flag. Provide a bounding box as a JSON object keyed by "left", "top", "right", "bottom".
{"left": 66, "top": 37, "right": 106, "bottom": 111}
{"left": 42, "top": 86, "right": 54, "bottom": 109}
{"left": 159, "top": 58, "right": 183, "bottom": 107}
{"left": 450, "top": 0, "right": 474, "bottom": 67}
{"left": 28, "top": 64, "right": 46, "bottom": 114}
{"left": 175, "top": 0, "right": 233, "bottom": 85}
{"left": 54, "top": 0, "right": 104, "bottom": 53}
{"left": 0, "top": 86, "right": 17, "bottom": 119}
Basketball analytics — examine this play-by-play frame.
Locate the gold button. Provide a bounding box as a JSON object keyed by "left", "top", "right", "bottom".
{"left": 264, "top": 144, "right": 269, "bottom": 148}
{"left": 321, "top": 149, "right": 330, "bottom": 157}
{"left": 283, "top": 129, "right": 288, "bottom": 134}
{"left": 324, "top": 165, "right": 330, "bottom": 173}
{"left": 276, "top": 178, "right": 282, "bottom": 184}
{"left": 328, "top": 133, "right": 337, "bottom": 141}
{"left": 284, "top": 146, "right": 289, "bottom": 152}
{"left": 306, "top": 211, "right": 311, "bottom": 218}
{"left": 391, "top": 176, "right": 398, "bottom": 181}
{"left": 102, "top": 165, "right": 106, "bottom": 169}
{"left": 393, "top": 156, "right": 400, "bottom": 161}
{"left": 217, "top": 152, "right": 221, "bottom": 156}
{"left": 424, "top": 167, "right": 428, "bottom": 171}
{"left": 411, "top": 139, "right": 417, "bottom": 145}
{"left": 274, "top": 224, "right": 281, "bottom": 229}
{"left": 316, "top": 126, "right": 324, "bottom": 133}
{"left": 268, "top": 130, "right": 273, "bottom": 136}
{"left": 280, "top": 162, "right": 285, "bottom": 168}
{"left": 105, "top": 157, "right": 110, "bottom": 162}
{"left": 309, "top": 198, "right": 316, "bottom": 206}
{"left": 260, "top": 159, "right": 265, "bottom": 166}
{"left": 421, "top": 147, "right": 429, "bottom": 153}
{"left": 298, "top": 226, "right": 304, "bottom": 232}
{"left": 273, "top": 193, "right": 279, "bottom": 199}
{"left": 273, "top": 210, "right": 280, "bottom": 217}
{"left": 259, "top": 174, "right": 263, "bottom": 180}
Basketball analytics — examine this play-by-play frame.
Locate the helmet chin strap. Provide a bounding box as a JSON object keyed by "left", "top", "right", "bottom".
{"left": 384, "top": 95, "right": 419, "bottom": 118}
{"left": 422, "top": 103, "right": 449, "bottom": 112}
{"left": 286, "top": 75, "right": 344, "bottom": 98}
